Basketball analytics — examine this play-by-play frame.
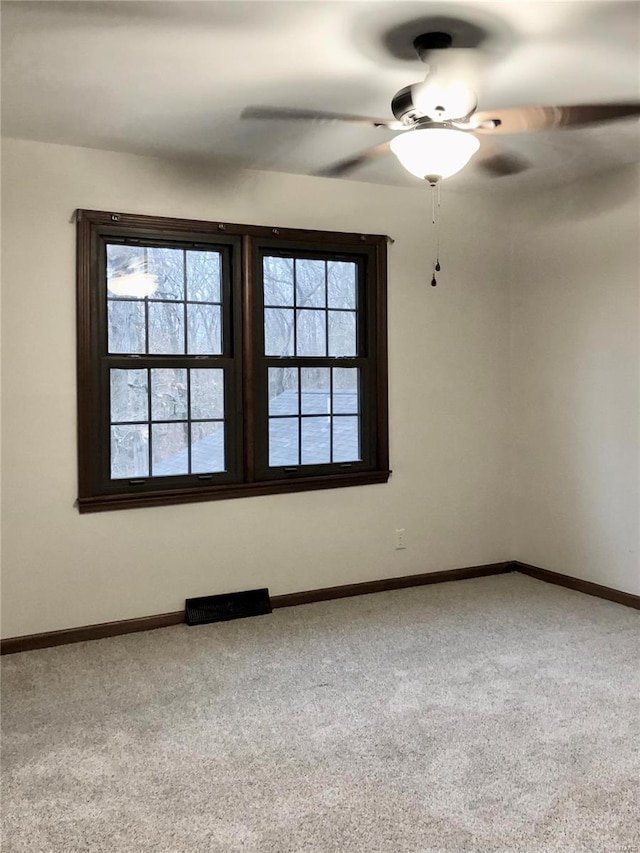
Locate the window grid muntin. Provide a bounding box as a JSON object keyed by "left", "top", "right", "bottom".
{"left": 106, "top": 242, "right": 223, "bottom": 357}
{"left": 109, "top": 366, "right": 225, "bottom": 480}
{"left": 182, "top": 250, "right": 188, "bottom": 353}
{"left": 101, "top": 235, "right": 236, "bottom": 488}
{"left": 266, "top": 365, "right": 361, "bottom": 467}
{"left": 263, "top": 255, "right": 358, "bottom": 360}
{"left": 258, "top": 245, "right": 368, "bottom": 478}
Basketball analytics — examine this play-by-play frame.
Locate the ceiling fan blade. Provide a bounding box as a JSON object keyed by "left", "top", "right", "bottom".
{"left": 472, "top": 102, "right": 640, "bottom": 134}
{"left": 241, "top": 106, "right": 400, "bottom": 129}
{"left": 315, "top": 141, "right": 392, "bottom": 178}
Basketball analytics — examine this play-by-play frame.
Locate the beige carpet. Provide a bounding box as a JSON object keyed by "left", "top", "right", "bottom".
{"left": 2, "top": 573, "right": 639, "bottom": 853}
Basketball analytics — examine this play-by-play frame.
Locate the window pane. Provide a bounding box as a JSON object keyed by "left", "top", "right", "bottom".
{"left": 296, "top": 259, "right": 325, "bottom": 308}
{"left": 269, "top": 417, "right": 299, "bottom": 466}
{"left": 147, "top": 247, "right": 185, "bottom": 300}
{"left": 264, "top": 256, "right": 294, "bottom": 306}
{"left": 111, "top": 424, "right": 149, "bottom": 478}
{"left": 152, "top": 422, "right": 189, "bottom": 476}
{"left": 190, "top": 369, "right": 224, "bottom": 420}
{"left": 107, "top": 245, "right": 151, "bottom": 299}
{"left": 151, "top": 369, "right": 187, "bottom": 421}
{"left": 328, "top": 261, "right": 357, "bottom": 309}
{"left": 328, "top": 310, "right": 356, "bottom": 357}
{"left": 110, "top": 369, "right": 148, "bottom": 423}
{"left": 186, "top": 251, "right": 221, "bottom": 302}
{"left": 269, "top": 368, "right": 298, "bottom": 416}
{"left": 108, "top": 300, "right": 145, "bottom": 354}
{"left": 191, "top": 422, "right": 225, "bottom": 473}
{"left": 148, "top": 302, "right": 185, "bottom": 354}
{"left": 332, "top": 368, "right": 359, "bottom": 414}
{"left": 332, "top": 416, "right": 360, "bottom": 462}
{"left": 302, "top": 416, "right": 331, "bottom": 464}
{"left": 301, "top": 368, "right": 330, "bottom": 414}
{"left": 187, "top": 303, "right": 222, "bottom": 354}
{"left": 297, "top": 309, "right": 326, "bottom": 357}
{"left": 265, "top": 308, "right": 294, "bottom": 356}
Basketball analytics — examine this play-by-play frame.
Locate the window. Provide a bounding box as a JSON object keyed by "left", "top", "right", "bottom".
{"left": 77, "top": 211, "right": 389, "bottom": 512}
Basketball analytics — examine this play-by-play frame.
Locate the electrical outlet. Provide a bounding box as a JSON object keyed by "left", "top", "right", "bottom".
{"left": 395, "top": 528, "right": 406, "bottom": 550}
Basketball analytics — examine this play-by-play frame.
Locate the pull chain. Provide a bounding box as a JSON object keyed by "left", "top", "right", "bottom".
{"left": 430, "top": 179, "right": 442, "bottom": 286}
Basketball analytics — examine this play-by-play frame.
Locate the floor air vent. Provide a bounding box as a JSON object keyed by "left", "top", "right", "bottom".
{"left": 185, "top": 588, "right": 272, "bottom": 626}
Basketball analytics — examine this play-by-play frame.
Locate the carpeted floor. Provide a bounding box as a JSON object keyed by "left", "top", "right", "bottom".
{"left": 2, "top": 573, "right": 639, "bottom": 853}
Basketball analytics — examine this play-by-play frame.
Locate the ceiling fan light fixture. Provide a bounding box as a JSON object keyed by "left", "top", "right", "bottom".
{"left": 390, "top": 127, "right": 480, "bottom": 180}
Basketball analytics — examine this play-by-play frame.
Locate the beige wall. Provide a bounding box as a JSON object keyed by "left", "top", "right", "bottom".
{"left": 4, "top": 139, "right": 636, "bottom": 639}
{"left": 509, "top": 166, "right": 640, "bottom": 595}
{"left": 1, "top": 138, "right": 511, "bottom": 637}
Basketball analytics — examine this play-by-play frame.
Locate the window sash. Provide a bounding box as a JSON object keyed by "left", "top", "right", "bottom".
{"left": 93, "top": 232, "right": 243, "bottom": 494}
{"left": 98, "top": 360, "right": 240, "bottom": 491}
{"left": 252, "top": 243, "right": 377, "bottom": 480}
{"left": 253, "top": 357, "right": 373, "bottom": 479}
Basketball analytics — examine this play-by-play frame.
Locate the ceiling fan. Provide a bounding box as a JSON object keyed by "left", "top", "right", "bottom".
{"left": 242, "top": 31, "right": 640, "bottom": 184}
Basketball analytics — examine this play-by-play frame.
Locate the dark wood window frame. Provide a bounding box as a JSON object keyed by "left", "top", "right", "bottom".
{"left": 76, "top": 210, "right": 389, "bottom": 513}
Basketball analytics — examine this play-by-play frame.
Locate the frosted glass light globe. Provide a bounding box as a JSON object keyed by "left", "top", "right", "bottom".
{"left": 390, "top": 127, "right": 480, "bottom": 180}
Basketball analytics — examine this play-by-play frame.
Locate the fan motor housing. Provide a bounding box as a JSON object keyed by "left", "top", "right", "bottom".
{"left": 391, "top": 85, "right": 419, "bottom": 123}
{"left": 391, "top": 85, "right": 448, "bottom": 125}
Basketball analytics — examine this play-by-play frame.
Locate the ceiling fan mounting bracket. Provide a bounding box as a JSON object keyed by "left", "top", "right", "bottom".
{"left": 413, "top": 32, "right": 453, "bottom": 62}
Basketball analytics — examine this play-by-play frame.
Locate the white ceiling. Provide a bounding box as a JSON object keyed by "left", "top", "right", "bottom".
{"left": 2, "top": 0, "right": 639, "bottom": 192}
